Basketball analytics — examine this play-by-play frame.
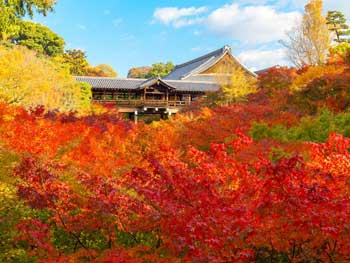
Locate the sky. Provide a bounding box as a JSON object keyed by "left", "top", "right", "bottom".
{"left": 32, "top": 0, "right": 350, "bottom": 77}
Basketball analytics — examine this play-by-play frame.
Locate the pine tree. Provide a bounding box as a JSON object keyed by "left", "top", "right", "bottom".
{"left": 326, "top": 11, "right": 350, "bottom": 43}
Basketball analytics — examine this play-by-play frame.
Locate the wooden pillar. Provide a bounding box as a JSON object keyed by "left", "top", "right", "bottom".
{"left": 166, "top": 90, "right": 169, "bottom": 105}
{"left": 187, "top": 94, "right": 191, "bottom": 105}
{"left": 134, "top": 111, "right": 138, "bottom": 124}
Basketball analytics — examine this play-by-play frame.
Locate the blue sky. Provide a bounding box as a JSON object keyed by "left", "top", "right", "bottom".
{"left": 32, "top": 0, "right": 350, "bottom": 77}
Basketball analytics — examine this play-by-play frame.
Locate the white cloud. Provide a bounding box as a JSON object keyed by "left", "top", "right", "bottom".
{"left": 153, "top": 6, "right": 208, "bottom": 28}
{"left": 206, "top": 3, "right": 301, "bottom": 43}
{"left": 152, "top": 1, "right": 349, "bottom": 42}
{"left": 238, "top": 48, "right": 289, "bottom": 70}
{"left": 173, "top": 17, "right": 204, "bottom": 28}
{"left": 112, "top": 18, "right": 123, "bottom": 27}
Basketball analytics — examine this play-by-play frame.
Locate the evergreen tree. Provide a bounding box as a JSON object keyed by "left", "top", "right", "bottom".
{"left": 10, "top": 21, "right": 65, "bottom": 57}
{"left": 326, "top": 10, "right": 350, "bottom": 43}
{"left": 146, "top": 62, "right": 174, "bottom": 78}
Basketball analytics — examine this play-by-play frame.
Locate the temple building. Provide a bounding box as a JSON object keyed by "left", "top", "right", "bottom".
{"left": 76, "top": 45, "right": 256, "bottom": 120}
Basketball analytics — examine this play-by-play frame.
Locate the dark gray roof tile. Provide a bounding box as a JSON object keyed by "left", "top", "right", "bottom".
{"left": 163, "top": 46, "right": 228, "bottom": 80}
{"left": 163, "top": 45, "right": 257, "bottom": 80}
{"left": 76, "top": 76, "right": 219, "bottom": 93}
{"left": 76, "top": 76, "right": 145, "bottom": 90}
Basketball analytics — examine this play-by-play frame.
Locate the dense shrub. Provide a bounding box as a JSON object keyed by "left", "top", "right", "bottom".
{"left": 250, "top": 108, "right": 350, "bottom": 143}
{"left": 0, "top": 102, "right": 350, "bottom": 262}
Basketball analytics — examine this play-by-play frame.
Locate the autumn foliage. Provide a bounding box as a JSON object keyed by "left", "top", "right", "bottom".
{"left": 0, "top": 86, "right": 350, "bottom": 263}
{"left": 1, "top": 33, "right": 350, "bottom": 263}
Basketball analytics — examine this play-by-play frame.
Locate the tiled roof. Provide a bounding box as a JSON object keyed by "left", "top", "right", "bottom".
{"left": 185, "top": 74, "right": 222, "bottom": 83}
{"left": 76, "top": 76, "right": 145, "bottom": 90}
{"left": 163, "top": 46, "right": 228, "bottom": 80}
{"left": 76, "top": 76, "right": 220, "bottom": 93}
{"left": 165, "top": 80, "right": 219, "bottom": 92}
{"left": 163, "top": 45, "right": 257, "bottom": 80}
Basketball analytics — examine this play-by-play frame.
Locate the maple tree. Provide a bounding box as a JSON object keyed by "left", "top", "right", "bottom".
{"left": 0, "top": 93, "right": 348, "bottom": 262}
{"left": 1, "top": 4, "right": 350, "bottom": 261}
{"left": 257, "top": 66, "right": 297, "bottom": 95}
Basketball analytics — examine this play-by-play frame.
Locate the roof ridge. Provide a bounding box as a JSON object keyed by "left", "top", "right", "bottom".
{"left": 76, "top": 76, "right": 218, "bottom": 84}
{"left": 165, "top": 79, "right": 217, "bottom": 83}
{"left": 75, "top": 76, "right": 147, "bottom": 81}
{"left": 174, "top": 46, "right": 229, "bottom": 69}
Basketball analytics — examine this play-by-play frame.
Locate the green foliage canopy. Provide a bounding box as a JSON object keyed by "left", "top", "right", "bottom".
{"left": 128, "top": 62, "right": 174, "bottom": 79}
{"left": 146, "top": 62, "right": 174, "bottom": 78}
{"left": 250, "top": 108, "right": 350, "bottom": 143}
{"left": 10, "top": 21, "right": 65, "bottom": 57}
{"left": 0, "top": 0, "right": 56, "bottom": 40}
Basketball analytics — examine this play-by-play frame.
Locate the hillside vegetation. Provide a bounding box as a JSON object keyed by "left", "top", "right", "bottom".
{"left": 1, "top": 52, "right": 350, "bottom": 261}
{"left": 1, "top": 0, "right": 350, "bottom": 262}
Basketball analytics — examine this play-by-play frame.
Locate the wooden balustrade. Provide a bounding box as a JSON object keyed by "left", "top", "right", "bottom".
{"left": 92, "top": 99, "right": 189, "bottom": 107}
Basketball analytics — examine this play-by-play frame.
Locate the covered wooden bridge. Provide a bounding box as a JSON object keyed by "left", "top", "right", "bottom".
{"left": 76, "top": 45, "right": 256, "bottom": 122}
{"left": 76, "top": 76, "right": 219, "bottom": 117}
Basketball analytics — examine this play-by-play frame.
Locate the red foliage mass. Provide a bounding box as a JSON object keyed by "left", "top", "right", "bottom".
{"left": 1, "top": 99, "right": 350, "bottom": 262}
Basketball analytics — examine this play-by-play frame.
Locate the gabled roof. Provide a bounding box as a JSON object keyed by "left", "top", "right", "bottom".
{"left": 163, "top": 45, "right": 257, "bottom": 80}
{"left": 76, "top": 76, "right": 220, "bottom": 93}
{"left": 139, "top": 77, "right": 176, "bottom": 90}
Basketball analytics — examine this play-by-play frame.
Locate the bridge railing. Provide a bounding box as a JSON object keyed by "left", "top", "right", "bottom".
{"left": 92, "top": 99, "right": 189, "bottom": 107}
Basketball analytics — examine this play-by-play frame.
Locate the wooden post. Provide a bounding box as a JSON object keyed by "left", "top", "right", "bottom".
{"left": 134, "top": 111, "right": 138, "bottom": 124}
